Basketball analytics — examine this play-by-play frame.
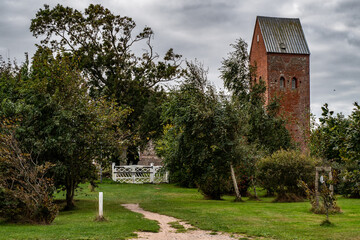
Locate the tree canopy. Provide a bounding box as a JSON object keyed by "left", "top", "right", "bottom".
{"left": 311, "top": 103, "right": 360, "bottom": 198}
{"left": 30, "top": 4, "right": 183, "bottom": 158}
{"left": 157, "top": 61, "right": 249, "bottom": 199}
{"left": 220, "top": 38, "right": 292, "bottom": 153}
{"left": 156, "top": 39, "right": 292, "bottom": 199}
{"left": 0, "top": 48, "right": 128, "bottom": 209}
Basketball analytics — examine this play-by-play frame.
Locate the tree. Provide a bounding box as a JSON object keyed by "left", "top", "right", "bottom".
{"left": 157, "top": 61, "right": 249, "bottom": 200}
{"left": 0, "top": 55, "right": 29, "bottom": 116}
{"left": 310, "top": 103, "right": 349, "bottom": 164}
{"left": 30, "top": 4, "right": 183, "bottom": 159}
{"left": 340, "top": 102, "right": 360, "bottom": 198}
{"left": 310, "top": 103, "right": 360, "bottom": 198}
{"left": 220, "top": 38, "right": 292, "bottom": 153}
{"left": 157, "top": 39, "right": 291, "bottom": 199}
{"left": 220, "top": 38, "right": 292, "bottom": 196}
{"left": 10, "top": 48, "right": 128, "bottom": 209}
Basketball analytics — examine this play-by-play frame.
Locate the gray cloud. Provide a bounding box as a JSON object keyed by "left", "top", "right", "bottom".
{"left": 0, "top": 0, "right": 359, "bottom": 118}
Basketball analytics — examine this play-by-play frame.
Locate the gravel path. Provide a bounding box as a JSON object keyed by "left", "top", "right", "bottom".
{"left": 122, "top": 203, "right": 251, "bottom": 240}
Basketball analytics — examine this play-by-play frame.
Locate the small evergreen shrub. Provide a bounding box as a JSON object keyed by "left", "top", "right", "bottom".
{"left": 196, "top": 172, "right": 231, "bottom": 200}
{"left": 256, "top": 149, "right": 319, "bottom": 202}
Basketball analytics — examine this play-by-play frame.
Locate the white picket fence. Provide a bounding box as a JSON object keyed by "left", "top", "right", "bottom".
{"left": 112, "top": 163, "right": 169, "bottom": 184}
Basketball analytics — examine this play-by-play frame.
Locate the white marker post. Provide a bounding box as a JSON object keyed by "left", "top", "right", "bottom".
{"left": 99, "top": 192, "right": 103, "bottom": 218}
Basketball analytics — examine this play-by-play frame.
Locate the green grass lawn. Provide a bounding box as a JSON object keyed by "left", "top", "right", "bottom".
{"left": 1, "top": 181, "right": 359, "bottom": 240}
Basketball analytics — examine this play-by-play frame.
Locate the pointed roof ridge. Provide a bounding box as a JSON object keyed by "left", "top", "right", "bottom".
{"left": 256, "top": 16, "right": 310, "bottom": 55}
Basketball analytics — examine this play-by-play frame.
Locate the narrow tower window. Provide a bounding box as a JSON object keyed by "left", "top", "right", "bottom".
{"left": 280, "top": 77, "right": 285, "bottom": 89}
{"left": 292, "top": 77, "right": 297, "bottom": 89}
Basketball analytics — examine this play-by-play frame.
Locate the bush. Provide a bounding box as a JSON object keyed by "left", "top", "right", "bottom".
{"left": 196, "top": 171, "right": 231, "bottom": 200}
{"left": 340, "top": 170, "right": 360, "bottom": 198}
{"left": 300, "top": 180, "right": 341, "bottom": 215}
{"left": 256, "top": 150, "right": 319, "bottom": 202}
{"left": 0, "top": 121, "right": 58, "bottom": 224}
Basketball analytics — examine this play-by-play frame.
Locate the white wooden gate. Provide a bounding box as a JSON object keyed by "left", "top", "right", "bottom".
{"left": 112, "top": 163, "right": 169, "bottom": 184}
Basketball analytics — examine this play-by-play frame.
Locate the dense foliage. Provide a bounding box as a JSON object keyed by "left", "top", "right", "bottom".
{"left": 157, "top": 62, "right": 248, "bottom": 199}
{"left": 0, "top": 120, "right": 58, "bottom": 224}
{"left": 157, "top": 39, "right": 291, "bottom": 199}
{"left": 220, "top": 39, "right": 292, "bottom": 196}
{"left": 220, "top": 39, "right": 292, "bottom": 154}
{"left": 341, "top": 103, "right": 360, "bottom": 197}
{"left": 257, "top": 149, "right": 319, "bottom": 202}
{"left": 30, "top": 4, "right": 183, "bottom": 158}
{"left": 0, "top": 49, "right": 128, "bottom": 209}
{"left": 310, "top": 103, "right": 360, "bottom": 198}
{"left": 310, "top": 103, "right": 350, "bottom": 164}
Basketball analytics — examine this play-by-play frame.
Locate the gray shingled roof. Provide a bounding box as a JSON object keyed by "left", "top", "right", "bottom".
{"left": 257, "top": 16, "right": 310, "bottom": 55}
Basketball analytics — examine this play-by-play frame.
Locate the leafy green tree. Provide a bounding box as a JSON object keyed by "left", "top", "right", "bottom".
{"left": 310, "top": 103, "right": 360, "bottom": 198}
{"left": 157, "top": 61, "right": 249, "bottom": 199}
{"left": 310, "top": 103, "right": 350, "bottom": 164}
{"left": 220, "top": 38, "right": 292, "bottom": 196}
{"left": 158, "top": 39, "right": 291, "bottom": 199}
{"left": 7, "top": 48, "right": 128, "bottom": 209}
{"left": 30, "top": 4, "right": 183, "bottom": 159}
{"left": 340, "top": 103, "right": 360, "bottom": 197}
{"left": 220, "top": 38, "right": 292, "bottom": 153}
{"left": 0, "top": 55, "right": 30, "bottom": 116}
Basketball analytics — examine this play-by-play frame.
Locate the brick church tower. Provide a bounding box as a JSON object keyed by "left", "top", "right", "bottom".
{"left": 249, "top": 16, "right": 310, "bottom": 149}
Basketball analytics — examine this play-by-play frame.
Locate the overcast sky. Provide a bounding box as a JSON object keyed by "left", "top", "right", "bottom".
{"left": 0, "top": 0, "right": 359, "bottom": 119}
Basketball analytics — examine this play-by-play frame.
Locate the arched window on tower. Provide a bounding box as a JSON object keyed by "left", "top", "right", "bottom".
{"left": 280, "top": 77, "right": 285, "bottom": 89}
{"left": 292, "top": 77, "right": 297, "bottom": 89}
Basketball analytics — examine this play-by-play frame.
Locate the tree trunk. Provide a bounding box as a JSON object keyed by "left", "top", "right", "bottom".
{"left": 65, "top": 180, "right": 75, "bottom": 210}
{"left": 251, "top": 176, "right": 259, "bottom": 200}
{"left": 230, "top": 164, "right": 242, "bottom": 202}
{"left": 126, "top": 145, "right": 139, "bottom": 165}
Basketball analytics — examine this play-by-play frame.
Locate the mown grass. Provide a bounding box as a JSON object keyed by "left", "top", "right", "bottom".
{"left": 1, "top": 181, "right": 359, "bottom": 240}
{"left": 0, "top": 183, "right": 159, "bottom": 240}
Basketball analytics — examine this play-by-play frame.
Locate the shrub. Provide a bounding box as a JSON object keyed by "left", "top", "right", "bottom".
{"left": 196, "top": 171, "right": 231, "bottom": 200}
{"left": 256, "top": 149, "right": 319, "bottom": 202}
{"left": 340, "top": 170, "right": 360, "bottom": 198}
{"left": 300, "top": 179, "right": 341, "bottom": 215}
{"left": 0, "top": 121, "right": 58, "bottom": 224}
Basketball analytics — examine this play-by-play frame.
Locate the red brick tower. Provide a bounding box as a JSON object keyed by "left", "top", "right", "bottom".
{"left": 249, "top": 16, "right": 310, "bottom": 150}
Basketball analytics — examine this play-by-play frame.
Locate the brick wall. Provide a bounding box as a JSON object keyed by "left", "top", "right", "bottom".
{"left": 267, "top": 53, "right": 310, "bottom": 149}
{"left": 249, "top": 20, "right": 268, "bottom": 101}
{"left": 138, "top": 140, "right": 163, "bottom": 166}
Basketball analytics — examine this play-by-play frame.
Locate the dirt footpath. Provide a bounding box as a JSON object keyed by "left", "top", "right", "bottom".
{"left": 122, "top": 203, "right": 252, "bottom": 240}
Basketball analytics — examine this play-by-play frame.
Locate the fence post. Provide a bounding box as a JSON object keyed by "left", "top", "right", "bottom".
{"left": 112, "top": 162, "right": 115, "bottom": 181}
{"left": 165, "top": 171, "right": 169, "bottom": 183}
{"left": 99, "top": 192, "right": 103, "bottom": 218}
{"left": 132, "top": 165, "right": 136, "bottom": 183}
{"left": 150, "top": 163, "right": 154, "bottom": 183}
